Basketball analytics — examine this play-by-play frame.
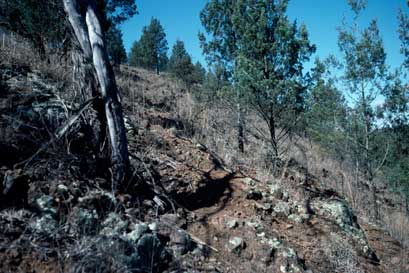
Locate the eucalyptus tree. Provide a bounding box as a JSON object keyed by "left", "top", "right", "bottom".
{"left": 63, "top": 0, "right": 132, "bottom": 189}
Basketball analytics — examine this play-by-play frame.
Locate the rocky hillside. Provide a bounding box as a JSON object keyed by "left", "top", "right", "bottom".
{"left": 0, "top": 64, "right": 408, "bottom": 273}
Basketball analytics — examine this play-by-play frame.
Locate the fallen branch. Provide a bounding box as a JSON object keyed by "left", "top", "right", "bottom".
{"left": 14, "top": 96, "right": 99, "bottom": 169}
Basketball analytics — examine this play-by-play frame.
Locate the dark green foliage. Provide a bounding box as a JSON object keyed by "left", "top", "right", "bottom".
{"left": 168, "top": 40, "right": 194, "bottom": 82}
{"left": 199, "top": 0, "right": 237, "bottom": 70}
{"left": 106, "top": 25, "right": 127, "bottom": 67}
{"left": 128, "top": 18, "right": 168, "bottom": 74}
{"left": 2, "top": 0, "right": 136, "bottom": 58}
{"left": 232, "top": 0, "right": 315, "bottom": 158}
{"left": 306, "top": 58, "right": 348, "bottom": 154}
{"left": 168, "top": 40, "right": 205, "bottom": 87}
{"left": 337, "top": 1, "right": 386, "bottom": 174}
{"left": 98, "top": 0, "right": 137, "bottom": 30}
{"left": 398, "top": 5, "right": 409, "bottom": 69}
{"left": 192, "top": 61, "right": 206, "bottom": 85}
{"left": 381, "top": 5, "right": 409, "bottom": 211}
{"left": 199, "top": 0, "right": 315, "bottom": 157}
{"left": 337, "top": 0, "right": 388, "bottom": 219}
{"left": 195, "top": 63, "right": 231, "bottom": 103}
{"left": 2, "top": 0, "right": 69, "bottom": 56}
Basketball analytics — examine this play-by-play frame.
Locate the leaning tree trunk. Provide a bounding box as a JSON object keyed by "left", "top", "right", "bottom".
{"left": 63, "top": 0, "right": 130, "bottom": 190}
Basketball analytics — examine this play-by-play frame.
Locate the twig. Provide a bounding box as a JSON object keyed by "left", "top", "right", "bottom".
{"left": 14, "top": 96, "right": 98, "bottom": 169}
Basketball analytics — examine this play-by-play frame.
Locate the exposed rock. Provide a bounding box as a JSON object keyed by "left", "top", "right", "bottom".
{"left": 133, "top": 234, "right": 171, "bottom": 272}
{"left": 226, "top": 219, "right": 238, "bottom": 229}
{"left": 246, "top": 189, "right": 263, "bottom": 200}
{"left": 69, "top": 207, "right": 98, "bottom": 235}
{"left": 169, "top": 229, "right": 195, "bottom": 256}
{"left": 226, "top": 237, "right": 245, "bottom": 254}
{"left": 2, "top": 169, "right": 21, "bottom": 195}
{"left": 160, "top": 213, "right": 187, "bottom": 229}
{"left": 255, "top": 201, "right": 273, "bottom": 211}
{"left": 274, "top": 201, "right": 291, "bottom": 217}
{"left": 255, "top": 245, "right": 275, "bottom": 265}
{"left": 310, "top": 198, "right": 356, "bottom": 229}
{"left": 35, "top": 195, "right": 56, "bottom": 215}
{"left": 29, "top": 215, "right": 57, "bottom": 236}
{"left": 127, "top": 223, "right": 149, "bottom": 243}
{"left": 100, "top": 213, "right": 128, "bottom": 236}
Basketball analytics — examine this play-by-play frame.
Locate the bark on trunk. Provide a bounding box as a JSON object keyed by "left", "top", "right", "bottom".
{"left": 237, "top": 90, "right": 244, "bottom": 153}
{"left": 63, "top": 0, "right": 130, "bottom": 190}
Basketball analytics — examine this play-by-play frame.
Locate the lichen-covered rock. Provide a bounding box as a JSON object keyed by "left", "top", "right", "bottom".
{"left": 132, "top": 234, "right": 171, "bottom": 272}
{"left": 310, "top": 198, "right": 356, "bottom": 229}
{"left": 169, "top": 229, "right": 195, "bottom": 256}
{"left": 126, "top": 223, "right": 149, "bottom": 243}
{"left": 226, "top": 237, "right": 245, "bottom": 254}
{"left": 310, "top": 198, "right": 377, "bottom": 259}
{"left": 77, "top": 190, "right": 117, "bottom": 212}
{"left": 274, "top": 201, "right": 291, "bottom": 217}
{"left": 288, "top": 214, "right": 303, "bottom": 224}
{"left": 100, "top": 213, "right": 128, "bottom": 236}
{"left": 277, "top": 247, "right": 306, "bottom": 273}
{"left": 69, "top": 207, "right": 98, "bottom": 235}
{"left": 269, "top": 184, "right": 284, "bottom": 199}
{"left": 226, "top": 218, "right": 238, "bottom": 229}
{"left": 29, "top": 215, "right": 57, "bottom": 236}
{"left": 35, "top": 195, "right": 56, "bottom": 215}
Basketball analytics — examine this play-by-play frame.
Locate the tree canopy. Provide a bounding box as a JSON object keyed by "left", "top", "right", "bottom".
{"left": 129, "top": 17, "right": 168, "bottom": 74}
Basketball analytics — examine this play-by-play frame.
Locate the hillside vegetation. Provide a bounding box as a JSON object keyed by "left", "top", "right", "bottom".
{"left": 0, "top": 0, "right": 408, "bottom": 272}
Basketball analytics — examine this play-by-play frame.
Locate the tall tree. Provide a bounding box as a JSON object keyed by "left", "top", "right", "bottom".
{"left": 381, "top": 3, "right": 409, "bottom": 214}
{"left": 63, "top": 0, "right": 130, "bottom": 189}
{"left": 192, "top": 61, "right": 207, "bottom": 85}
{"left": 337, "top": 0, "right": 387, "bottom": 219}
{"left": 129, "top": 17, "right": 168, "bottom": 74}
{"left": 398, "top": 2, "right": 409, "bottom": 70}
{"left": 168, "top": 40, "right": 194, "bottom": 81}
{"left": 306, "top": 58, "right": 348, "bottom": 154}
{"left": 232, "top": 0, "right": 315, "bottom": 161}
{"left": 106, "top": 24, "right": 127, "bottom": 67}
{"left": 199, "top": 0, "right": 245, "bottom": 153}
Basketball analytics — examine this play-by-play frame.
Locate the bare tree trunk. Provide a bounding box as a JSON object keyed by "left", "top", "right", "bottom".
{"left": 236, "top": 87, "right": 244, "bottom": 153}
{"left": 63, "top": 0, "right": 130, "bottom": 190}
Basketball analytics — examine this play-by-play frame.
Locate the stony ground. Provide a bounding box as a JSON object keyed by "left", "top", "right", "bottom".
{"left": 0, "top": 64, "right": 408, "bottom": 273}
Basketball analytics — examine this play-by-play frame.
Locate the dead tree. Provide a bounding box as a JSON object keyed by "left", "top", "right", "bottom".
{"left": 63, "top": 0, "right": 130, "bottom": 190}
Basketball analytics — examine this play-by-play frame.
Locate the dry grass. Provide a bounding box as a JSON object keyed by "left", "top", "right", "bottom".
{"left": 117, "top": 66, "right": 409, "bottom": 249}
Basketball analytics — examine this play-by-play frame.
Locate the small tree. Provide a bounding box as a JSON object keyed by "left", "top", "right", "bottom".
{"left": 233, "top": 0, "right": 315, "bottom": 161}
{"left": 337, "top": 0, "right": 387, "bottom": 219}
{"left": 129, "top": 17, "right": 168, "bottom": 74}
{"left": 381, "top": 4, "right": 409, "bottom": 214}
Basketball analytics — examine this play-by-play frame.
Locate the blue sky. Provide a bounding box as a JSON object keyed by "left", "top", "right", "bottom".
{"left": 120, "top": 0, "right": 408, "bottom": 71}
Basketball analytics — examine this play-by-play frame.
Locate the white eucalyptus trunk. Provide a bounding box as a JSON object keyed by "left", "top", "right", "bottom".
{"left": 63, "top": 0, "right": 130, "bottom": 189}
